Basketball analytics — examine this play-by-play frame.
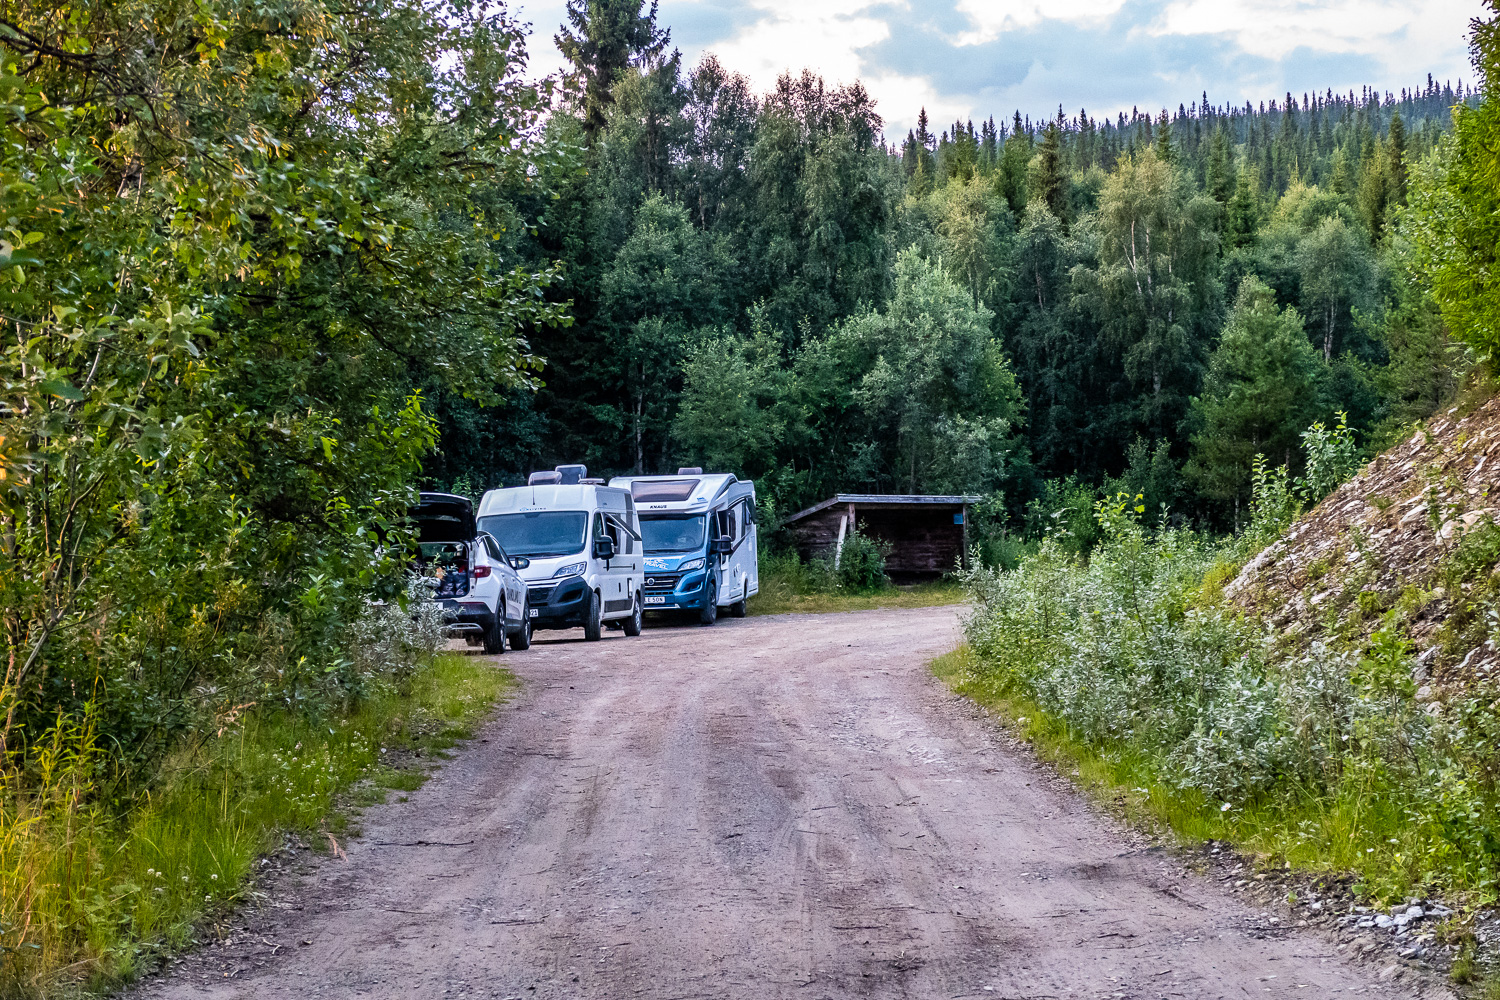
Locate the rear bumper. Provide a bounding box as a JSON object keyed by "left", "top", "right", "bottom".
{"left": 525, "top": 577, "right": 590, "bottom": 629}
{"left": 439, "top": 601, "right": 497, "bottom": 638}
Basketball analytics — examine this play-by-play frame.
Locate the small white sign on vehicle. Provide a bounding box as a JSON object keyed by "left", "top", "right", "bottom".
{"left": 644, "top": 595, "right": 666, "bottom": 604}
{"left": 529, "top": 607, "right": 539, "bottom": 617}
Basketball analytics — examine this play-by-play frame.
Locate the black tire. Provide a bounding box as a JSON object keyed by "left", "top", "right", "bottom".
{"left": 623, "top": 593, "right": 643, "bottom": 636}
{"left": 509, "top": 602, "right": 532, "bottom": 650}
{"left": 482, "top": 602, "right": 506, "bottom": 654}
{"left": 698, "top": 578, "right": 718, "bottom": 626}
{"left": 583, "top": 589, "right": 603, "bottom": 641}
{"left": 729, "top": 594, "right": 748, "bottom": 618}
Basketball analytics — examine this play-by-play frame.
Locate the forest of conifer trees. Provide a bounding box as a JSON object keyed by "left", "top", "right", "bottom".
{"left": 429, "top": 1, "right": 1478, "bottom": 538}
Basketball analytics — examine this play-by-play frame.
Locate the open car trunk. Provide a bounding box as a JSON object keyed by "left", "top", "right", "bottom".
{"left": 409, "top": 493, "right": 478, "bottom": 600}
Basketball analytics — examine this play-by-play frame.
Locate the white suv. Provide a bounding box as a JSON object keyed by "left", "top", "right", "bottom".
{"left": 410, "top": 493, "right": 533, "bottom": 653}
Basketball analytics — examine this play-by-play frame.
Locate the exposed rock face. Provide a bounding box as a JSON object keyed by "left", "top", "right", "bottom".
{"left": 1226, "top": 394, "right": 1500, "bottom": 689}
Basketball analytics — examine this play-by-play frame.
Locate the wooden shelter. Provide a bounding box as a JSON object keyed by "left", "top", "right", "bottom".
{"left": 781, "top": 494, "right": 979, "bottom": 581}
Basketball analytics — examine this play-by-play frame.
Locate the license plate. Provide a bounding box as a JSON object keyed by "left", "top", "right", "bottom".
{"left": 528, "top": 607, "right": 539, "bottom": 617}
{"left": 644, "top": 595, "right": 666, "bottom": 605}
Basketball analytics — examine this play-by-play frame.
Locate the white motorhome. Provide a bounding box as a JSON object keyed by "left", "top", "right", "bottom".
{"left": 608, "top": 469, "right": 757, "bottom": 625}
{"left": 477, "top": 466, "right": 644, "bottom": 641}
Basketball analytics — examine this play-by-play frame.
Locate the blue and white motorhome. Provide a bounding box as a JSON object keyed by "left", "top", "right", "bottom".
{"left": 608, "top": 469, "right": 757, "bottom": 625}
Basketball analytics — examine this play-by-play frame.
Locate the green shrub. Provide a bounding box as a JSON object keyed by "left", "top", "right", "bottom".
{"left": 1023, "top": 477, "right": 1102, "bottom": 556}
{"left": 961, "top": 493, "right": 1500, "bottom": 900}
{"left": 834, "top": 532, "right": 892, "bottom": 593}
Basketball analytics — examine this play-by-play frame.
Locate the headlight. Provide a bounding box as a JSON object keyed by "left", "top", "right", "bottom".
{"left": 552, "top": 561, "right": 587, "bottom": 579}
{"left": 676, "top": 558, "right": 705, "bottom": 573}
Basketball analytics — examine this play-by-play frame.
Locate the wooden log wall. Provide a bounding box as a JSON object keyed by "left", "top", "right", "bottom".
{"left": 787, "top": 503, "right": 965, "bottom": 580}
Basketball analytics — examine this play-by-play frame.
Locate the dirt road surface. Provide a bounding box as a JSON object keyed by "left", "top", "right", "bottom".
{"left": 136, "top": 607, "right": 1449, "bottom": 999}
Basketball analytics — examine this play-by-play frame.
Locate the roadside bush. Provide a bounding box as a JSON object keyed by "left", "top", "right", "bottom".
{"left": 961, "top": 490, "right": 1500, "bottom": 900}
{"left": 1023, "top": 477, "right": 1101, "bottom": 556}
{"left": 833, "top": 532, "right": 892, "bottom": 593}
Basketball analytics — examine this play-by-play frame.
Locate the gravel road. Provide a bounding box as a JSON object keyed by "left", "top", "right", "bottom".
{"left": 138, "top": 606, "right": 1450, "bottom": 999}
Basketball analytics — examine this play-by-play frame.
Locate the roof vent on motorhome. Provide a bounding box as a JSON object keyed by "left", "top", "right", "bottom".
{"left": 677, "top": 467, "right": 703, "bottom": 475}
{"left": 580, "top": 478, "right": 605, "bottom": 485}
{"left": 555, "top": 464, "right": 587, "bottom": 485}
{"left": 528, "top": 470, "right": 562, "bottom": 485}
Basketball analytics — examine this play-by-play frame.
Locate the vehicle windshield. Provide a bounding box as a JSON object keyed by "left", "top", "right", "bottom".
{"left": 638, "top": 514, "right": 707, "bottom": 554}
{"left": 478, "top": 511, "right": 588, "bottom": 558}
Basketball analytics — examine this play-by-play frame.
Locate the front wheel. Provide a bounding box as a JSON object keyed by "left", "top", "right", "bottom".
{"left": 509, "top": 602, "right": 532, "bottom": 650}
{"left": 698, "top": 578, "right": 718, "bottom": 626}
{"left": 582, "top": 589, "right": 603, "bottom": 641}
{"left": 482, "top": 602, "right": 506, "bottom": 654}
{"left": 623, "top": 593, "right": 643, "bottom": 636}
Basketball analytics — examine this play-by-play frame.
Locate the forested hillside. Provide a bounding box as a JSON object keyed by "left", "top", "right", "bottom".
{"left": 433, "top": 0, "right": 1479, "bottom": 535}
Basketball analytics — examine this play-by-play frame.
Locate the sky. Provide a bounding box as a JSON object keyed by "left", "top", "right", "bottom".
{"left": 507, "top": 0, "right": 1487, "bottom": 142}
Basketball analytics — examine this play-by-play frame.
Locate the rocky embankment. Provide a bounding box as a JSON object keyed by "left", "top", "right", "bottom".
{"left": 1227, "top": 393, "right": 1500, "bottom": 691}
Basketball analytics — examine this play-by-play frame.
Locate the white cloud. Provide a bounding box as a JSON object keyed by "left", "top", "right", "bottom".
{"left": 1154, "top": 0, "right": 1473, "bottom": 62}
{"left": 953, "top": 0, "right": 1128, "bottom": 44}
{"left": 703, "top": 0, "right": 890, "bottom": 92}
{"left": 865, "top": 71, "right": 975, "bottom": 137}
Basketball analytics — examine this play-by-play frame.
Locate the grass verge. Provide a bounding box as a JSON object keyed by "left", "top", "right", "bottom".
{"left": 936, "top": 646, "right": 1500, "bottom": 995}
{"left": 750, "top": 580, "right": 966, "bottom": 616}
{"left": 1, "top": 652, "right": 511, "bottom": 998}
{"left": 749, "top": 551, "right": 967, "bottom": 616}
{"left": 933, "top": 644, "right": 1491, "bottom": 902}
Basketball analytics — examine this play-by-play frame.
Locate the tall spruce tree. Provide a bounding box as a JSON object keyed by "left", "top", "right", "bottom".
{"left": 1186, "top": 277, "right": 1322, "bottom": 505}
{"left": 556, "top": 0, "right": 672, "bottom": 141}
{"left": 1031, "top": 122, "right": 1068, "bottom": 222}
{"left": 1207, "top": 126, "right": 1235, "bottom": 204}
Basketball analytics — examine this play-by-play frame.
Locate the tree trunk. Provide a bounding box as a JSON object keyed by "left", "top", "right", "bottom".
{"left": 634, "top": 391, "right": 644, "bottom": 475}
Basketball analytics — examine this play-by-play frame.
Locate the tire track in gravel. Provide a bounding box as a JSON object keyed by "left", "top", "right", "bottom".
{"left": 132, "top": 606, "right": 1452, "bottom": 1000}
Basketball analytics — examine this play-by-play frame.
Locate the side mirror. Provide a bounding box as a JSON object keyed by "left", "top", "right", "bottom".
{"left": 593, "top": 536, "right": 616, "bottom": 561}
{"left": 509, "top": 556, "right": 530, "bottom": 570}
{"left": 710, "top": 535, "right": 733, "bottom": 555}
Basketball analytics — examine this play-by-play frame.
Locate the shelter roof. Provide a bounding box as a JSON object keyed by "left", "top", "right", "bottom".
{"left": 783, "top": 494, "right": 980, "bottom": 524}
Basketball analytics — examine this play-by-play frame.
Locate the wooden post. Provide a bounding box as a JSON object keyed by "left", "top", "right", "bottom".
{"left": 961, "top": 502, "right": 970, "bottom": 570}
{"left": 833, "top": 513, "right": 848, "bottom": 569}
{"left": 847, "top": 502, "right": 858, "bottom": 539}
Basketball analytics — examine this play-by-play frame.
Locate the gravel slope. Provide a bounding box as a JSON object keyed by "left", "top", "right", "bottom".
{"left": 134, "top": 606, "right": 1451, "bottom": 999}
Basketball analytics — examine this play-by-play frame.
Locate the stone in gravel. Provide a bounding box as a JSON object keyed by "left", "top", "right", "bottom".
{"left": 1375, "top": 915, "right": 1395, "bottom": 929}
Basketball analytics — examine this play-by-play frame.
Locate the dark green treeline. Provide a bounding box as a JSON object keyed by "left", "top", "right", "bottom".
{"left": 429, "top": 0, "right": 1474, "bottom": 531}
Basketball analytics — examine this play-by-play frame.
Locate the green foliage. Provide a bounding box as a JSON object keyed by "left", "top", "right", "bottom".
{"left": 1298, "top": 411, "right": 1361, "bottom": 505}
{"left": 833, "top": 532, "right": 893, "bottom": 593}
{"left": 960, "top": 509, "right": 1500, "bottom": 901}
{"left": 556, "top": 0, "right": 673, "bottom": 139}
{"left": 1403, "top": 6, "right": 1500, "bottom": 360}
{"left": 484, "top": 0, "right": 1479, "bottom": 536}
{"left": 0, "top": 0, "right": 569, "bottom": 798}
{"left": 1024, "top": 478, "right": 1102, "bottom": 556}
{"left": 1, "top": 631, "right": 509, "bottom": 992}
{"left": 840, "top": 249, "right": 1025, "bottom": 494}
{"left": 1297, "top": 215, "right": 1377, "bottom": 362}
{"left": 1074, "top": 147, "right": 1223, "bottom": 446}
{"left": 1186, "top": 277, "right": 1322, "bottom": 505}
{"left": 1248, "top": 454, "right": 1302, "bottom": 543}
{"left": 750, "top": 550, "right": 962, "bottom": 615}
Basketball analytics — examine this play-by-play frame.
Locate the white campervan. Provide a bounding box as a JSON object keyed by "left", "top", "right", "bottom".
{"left": 477, "top": 466, "right": 644, "bottom": 641}
{"left": 608, "top": 469, "right": 758, "bottom": 625}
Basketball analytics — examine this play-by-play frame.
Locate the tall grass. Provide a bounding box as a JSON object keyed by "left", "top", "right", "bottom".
{"left": 750, "top": 550, "right": 965, "bottom": 616}
{"left": 957, "top": 493, "right": 1500, "bottom": 906}
{"left": 0, "top": 648, "right": 509, "bottom": 998}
